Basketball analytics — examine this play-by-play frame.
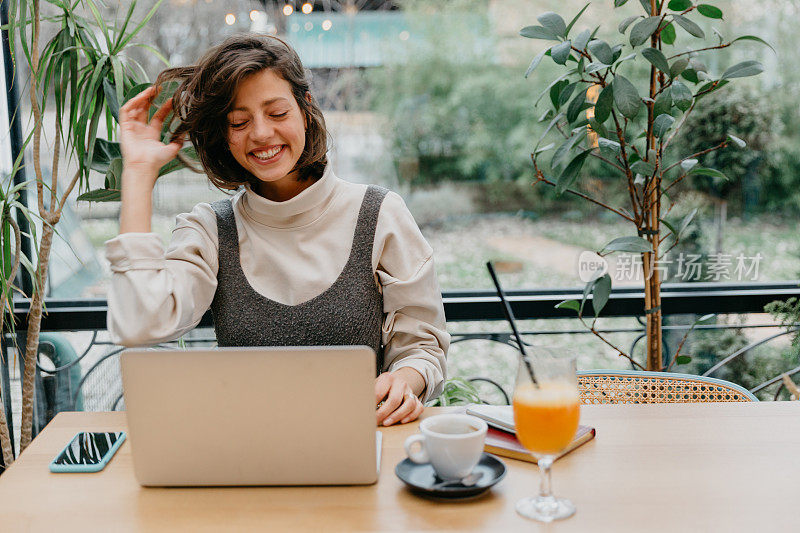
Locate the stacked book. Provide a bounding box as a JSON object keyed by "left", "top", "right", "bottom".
{"left": 466, "top": 405, "right": 595, "bottom": 463}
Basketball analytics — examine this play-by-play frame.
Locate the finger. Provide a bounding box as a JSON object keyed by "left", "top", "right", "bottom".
{"left": 375, "top": 380, "right": 405, "bottom": 423}
{"left": 383, "top": 394, "right": 417, "bottom": 426}
{"left": 401, "top": 401, "right": 425, "bottom": 425}
{"left": 163, "top": 138, "right": 184, "bottom": 160}
{"left": 120, "top": 85, "right": 157, "bottom": 117}
{"left": 149, "top": 98, "right": 174, "bottom": 131}
{"left": 374, "top": 374, "right": 392, "bottom": 404}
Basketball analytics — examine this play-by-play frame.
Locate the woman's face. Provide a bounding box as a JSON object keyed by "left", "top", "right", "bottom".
{"left": 226, "top": 69, "right": 307, "bottom": 195}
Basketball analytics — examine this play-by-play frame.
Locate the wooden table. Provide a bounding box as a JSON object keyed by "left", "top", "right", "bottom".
{"left": 1, "top": 403, "right": 798, "bottom": 532}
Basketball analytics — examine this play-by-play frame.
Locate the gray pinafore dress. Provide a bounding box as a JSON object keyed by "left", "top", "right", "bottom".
{"left": 209, "top": 185, "right": 388, "bottom": 369}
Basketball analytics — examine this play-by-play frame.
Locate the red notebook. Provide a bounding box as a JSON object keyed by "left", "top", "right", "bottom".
{"left": 466, "top": 405, "right": 596, "bottom": 464}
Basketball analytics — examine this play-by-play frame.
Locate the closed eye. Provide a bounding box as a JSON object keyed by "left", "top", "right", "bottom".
{"left": 229, "top": 121, "right": 248, "bottom": 129}
{"left": 271, "top": 112, "right": 288, "bottom": 118}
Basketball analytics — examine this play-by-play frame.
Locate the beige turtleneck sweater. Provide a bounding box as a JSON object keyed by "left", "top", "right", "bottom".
{"left": 104, "top": 166, "right": 448, "bottom": 401}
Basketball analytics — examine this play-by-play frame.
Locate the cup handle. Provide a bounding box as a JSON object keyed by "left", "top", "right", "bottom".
{"left": 404, "top": 434, "right": 429, "bottom": 464}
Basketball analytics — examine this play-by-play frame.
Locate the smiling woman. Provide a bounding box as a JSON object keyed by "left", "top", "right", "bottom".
{"left": 106, "top": 34, "right": 449, "bottom": 427}
{"left": 225, "top": 71, "right": 310, "bottom": 201}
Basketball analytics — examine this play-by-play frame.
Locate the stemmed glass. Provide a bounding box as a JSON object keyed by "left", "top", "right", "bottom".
{"left": 512, "top": 347, "right": 580, "bottom": 522}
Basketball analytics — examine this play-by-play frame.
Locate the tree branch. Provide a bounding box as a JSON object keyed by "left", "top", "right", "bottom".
{"left": 57, "top": 168, "right": 83, "bottom": 214}
{"left": 667, "top": 42, "right": 731, "bottom": 60}
{"left": 610, "top": 110, "right": 642, "bottom": 224}
{"left": 665, "top": 321, "right": 703, "bottom": 371}
{"left": 663, "top": 140, "right": 729, "bottom": 174}
{"left": 590, "top": 151, "right": 626, "bottom": 173}
{"left": 532, "top": 157, "right": 635, "bottom": 222}
{"left": 579, "top": 316, "right": 646, "bottom": 371}
{"left": 662, "top": 100, "right": 696, "bottom": 151}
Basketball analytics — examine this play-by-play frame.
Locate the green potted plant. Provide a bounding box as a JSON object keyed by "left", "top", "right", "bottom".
{"left": 521, "top": 0, "right": 771, "bottom": 370}
{"left": 1, "top": 0, "right": 197, "bottom": 466}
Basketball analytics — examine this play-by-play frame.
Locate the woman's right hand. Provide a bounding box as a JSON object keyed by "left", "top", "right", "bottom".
{"left": 119, "top": 85, "right": 184, "bottom": 190}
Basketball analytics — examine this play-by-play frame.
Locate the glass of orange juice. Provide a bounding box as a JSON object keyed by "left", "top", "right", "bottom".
{"left": 512, "top": 347, "right": 579, "bottom": 522}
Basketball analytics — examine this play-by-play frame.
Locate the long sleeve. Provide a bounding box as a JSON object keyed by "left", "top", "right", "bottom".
{"left": 374, "top": 192, "right": 449, "bottom": 403}
{"left": 105, "top": 203, "right": 219, "bottom": 347}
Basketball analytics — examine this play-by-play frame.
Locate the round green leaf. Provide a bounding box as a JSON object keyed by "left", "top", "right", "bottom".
{"left": 641, "top": 47, "right": 671, "bottom": 73}
{"left": 594, "top": 84, "right": 614, "bottom": 123}
{"left": 567, "top": 89, "right": 589, "bottom": 123}
{"left": 669, "top": 57, "right": 690, "bottom": 79}
{"left": 556, "top": 149, "right": 592, "bottom": 195}
{"left": 520, "top": 25, "right": 560, "bottom": 41}
{"left": 551, "top": 40, "right": 573, "bottom": 65}
{"left": 538, "top": 12, "right": 567, "bottom": 37}
{"left": 721, "top": 60, "right": 764, "bottom": 79}
{"left": 630, "top": 16, "right": 662, "bottom": 47}
{"left": 586, "top": 62, "right": 609, "bottom": 74}
{"left": 697, "top": 4, "right": 723, "bottom": 19}
{"left": 653, "top": 91, "right": 673, "bottom": 117}
{"left": 598, "top": 137, "right": 621, "bottom": 153}
{"left": 573, "top": 28, "right": 592, "bottom": 51}
{"left": 631, "top": 160, "right": 656, "bottom": 176}
{"left": 731, "top": 35, "right": 775, "bottom": 54}
{"left": 556, "top": 300, "right": 581, "bottom": 313}
{"left": 668, "top": 0, "right": 692, "bottom": 10}
{"left": 601, "top": 236, "right": 652, "bottom": 253}
{"left": 619, "top": 15, "right": 641, "bottom": 34}
{"left": 612, "top": 75, "right": 642, "bottom": 119}
{"left": 661, "top": 22, "right": 677, "bottom": 45}
{"left": 558, "top": 81, "right": 579, "bottom": 108}
{"left": 592, "top": 274, "right": 612, "bottom": 316}
{"left": 689, "top": 167, "right": 729, "bottom": 180}
{"left": 675, "top": 355, "right": 692, "bottom": 365}
{"left": 671, "top": 81, "right": 693, "bottom": 111}
{"left": 673, "top": 14, "right": 705, "bottom": 38}
{"left": 728, "top": 134, "right": 746, "bottom": 148}
{"left": 550, "top": 79, "right": 570, "bottom": 109}
{"left": 588, "top": 39, "right": 614, "bottom": 65}
{"left": 653, "top": 113, "right": 675, "bottom": 138}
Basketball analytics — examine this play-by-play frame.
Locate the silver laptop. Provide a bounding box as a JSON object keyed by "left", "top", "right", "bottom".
{"left": 120, "top": 346, "right": 380, "bottom": 486}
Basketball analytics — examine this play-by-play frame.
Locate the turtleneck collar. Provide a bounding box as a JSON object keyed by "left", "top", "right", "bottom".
{"left": 240, "top": 164, "right": 339, "bottom": 229}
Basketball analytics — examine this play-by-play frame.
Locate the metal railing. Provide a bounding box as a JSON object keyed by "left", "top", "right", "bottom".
{"left": 2, "top": 281, "right": 799, "bottom": 458}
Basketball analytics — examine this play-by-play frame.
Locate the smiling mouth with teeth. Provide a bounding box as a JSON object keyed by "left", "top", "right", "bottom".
{"left": 251, "top": 146, "right": 283, "bottom": 160}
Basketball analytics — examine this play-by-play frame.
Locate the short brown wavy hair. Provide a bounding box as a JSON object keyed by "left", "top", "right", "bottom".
{"left": 155, "top": 33, "right": 328, "bottom": 190}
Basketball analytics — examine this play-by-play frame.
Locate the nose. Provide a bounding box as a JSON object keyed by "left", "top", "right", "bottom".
{"left": 250, "top": 115, "right": 274, "bottom": 142}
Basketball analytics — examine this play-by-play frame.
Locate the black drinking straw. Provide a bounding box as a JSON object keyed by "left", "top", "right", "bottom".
{"left": 486, "top": 261, "right": 537, "bottom": 385}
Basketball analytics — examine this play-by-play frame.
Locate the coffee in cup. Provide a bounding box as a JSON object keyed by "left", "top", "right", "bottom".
{"left": 403, "top": 414, "right": 488, "bottom": 480}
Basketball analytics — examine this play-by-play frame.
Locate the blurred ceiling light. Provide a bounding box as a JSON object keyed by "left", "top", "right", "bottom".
{"left": 399, "top": 31, "right": 410, "bottom": 41}
{"left": 302, "top": 2, "right": 313, "bottom": 14}
{"left": 304, "top": 21, "right": 313, "bottom": 31}
{"left": 225, "top": 13, "right": 236, "bottom": 25}
{"left": 283, "top": 4, "right": 293, "bottom": 16}
{"left": 249, "top": 10, "right": 261, "bottom": 21}
{"left": 322, "top": 19, "right": 332, "bottom": 31}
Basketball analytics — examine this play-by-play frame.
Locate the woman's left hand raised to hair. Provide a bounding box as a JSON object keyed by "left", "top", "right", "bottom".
{"left": 375, "top": 367, "right": 426, "bottom": 426}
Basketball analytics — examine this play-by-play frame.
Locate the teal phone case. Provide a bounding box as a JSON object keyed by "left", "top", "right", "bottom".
{"left": 49, "top": 432, "right": 126, "bottom": 473}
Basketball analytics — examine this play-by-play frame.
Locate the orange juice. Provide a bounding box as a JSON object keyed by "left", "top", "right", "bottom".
{"left": 513, "top": 383, "right": 580, "bottom": 455}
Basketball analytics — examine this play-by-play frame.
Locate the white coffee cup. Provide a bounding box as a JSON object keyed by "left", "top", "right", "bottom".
{"left": 403, "top": 414, "right": 488, "bottom": 480}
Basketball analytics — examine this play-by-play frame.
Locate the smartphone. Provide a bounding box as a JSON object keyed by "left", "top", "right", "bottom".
{"left": 49, "top": 431, "right": 126, "bottom": 473}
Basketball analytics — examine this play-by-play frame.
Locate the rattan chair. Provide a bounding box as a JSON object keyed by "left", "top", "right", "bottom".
{"left": 577, "top": 370, "right": 757, "bottom": 404}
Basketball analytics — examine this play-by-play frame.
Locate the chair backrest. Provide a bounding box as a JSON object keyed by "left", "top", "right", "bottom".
{"left": 577, "top": 370, "right": 757, "bottom": 404}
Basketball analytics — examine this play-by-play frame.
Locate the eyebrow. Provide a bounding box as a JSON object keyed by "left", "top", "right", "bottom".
{"left": 229, "top": 97, "right": 290, "bottom": 113}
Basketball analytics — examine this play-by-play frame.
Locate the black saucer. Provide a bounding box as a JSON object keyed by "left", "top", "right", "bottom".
{"left": 395, "top": 453, "right": 506, "bottom": 499}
